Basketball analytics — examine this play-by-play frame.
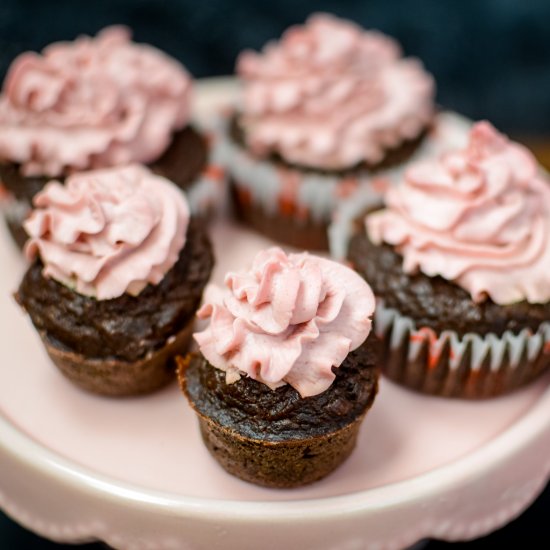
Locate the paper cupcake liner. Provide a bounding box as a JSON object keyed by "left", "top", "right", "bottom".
{"left": 186, "top": 161, "right": 227, "bottom": 218}
{"left": 219, "top": 114, "right": 418, "bottom": 249}
{"left": 227, "top": 112, "right": 472, "bottom": 231}
{"left": 328, "top": 180, "right": 389, "bottom": 259}
{"left": 328, "top": 112, "right": 473, "bottom": 260}
{"left": 220, "top": 112, "right": 472, "bottom": 249}
{"left": 0, "top": 182, "right": 31, "bottom": 249}
{"left": 0, "top": 183, "right": 30, "bottom": 224}
{"left": 185, "top": 122, "right": 229, "bottom": 218}
{"left": 375, "top": 300, "right": 550, "bottom": 398}
{"left": 220, "top": 120, "right": 390, "bottom": 226}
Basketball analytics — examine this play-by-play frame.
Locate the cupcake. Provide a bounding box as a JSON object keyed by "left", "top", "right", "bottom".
{"left": 349, "top": 121, "right": 550, "bottom": 399}
{"left": 0, "top": 26, "right": 225, "bottom": 249}
{"left": 178, "top": 247, "right": 379, "bottom": 488}
{"left": 224, "top": 13, "right": 435, "bottom": 250}
{"left": 15, "top": 165, "right": 214, "bottom": 396}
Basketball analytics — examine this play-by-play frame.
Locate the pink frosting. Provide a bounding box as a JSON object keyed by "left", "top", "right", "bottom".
{"left": 0, "top": 26, "right": 191, "bottom": 177}
{"left": 24, "top": 164, "right": 189, "bottom": 300}
{"left": 237, "top": 13, "right": 434, "bottom": 170}
{"left": 194, "top": 247, "right": 375, "bottom": 397}
{"left": 367, "top": 121, "right": 550, "bottom": 305}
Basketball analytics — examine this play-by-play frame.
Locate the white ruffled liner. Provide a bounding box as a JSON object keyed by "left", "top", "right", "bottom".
{"left": 220, "top": 118, "right": 386, "bottom": 224}
{"left": 220, "top": 111, "right": 473, "bottom": 233}
{"left": 329, "top": 112, "right": 473, "bottom": 260}
{"left": 0, "top": 183, "right": 29, "bottom": 224}
{"left": 184, "top": 127, "right": 228, "bottom": 217}
{"left": 375, "top": 299, "right": 550, "bottom": 373}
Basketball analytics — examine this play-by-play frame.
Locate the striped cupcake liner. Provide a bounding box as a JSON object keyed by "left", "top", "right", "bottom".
{"left": 0, "top": 183, "right": 30, "bottom": 225}
{"left": 185, "top": 121, "right": 229, "bottom": 218}
{"left": 220, "top": 121, "right": 398, "bottom": 227}
{"left": 375, "top": 300, "right": 550, "bottom": 399}
{"left": 0, "top": 182, "right": 31, "bottom": 249}
{"left": 185, "top": 160, "right": 228, "bottom": 218}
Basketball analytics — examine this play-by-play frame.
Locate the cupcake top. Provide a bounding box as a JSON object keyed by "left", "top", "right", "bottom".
{"left": 237, "top": 13, "right": 434, "bottom": 171}
{"left": 194, "top": 247, "right": 375, "bottom": 397}
{"left": 367, "top": 121, "right": 550, "bottom": 305}
{"left": 24, "top": 164, "right": 190, "bottom": 300}
{"left": 0, "top": 26, "right": 191, "bottom": 177}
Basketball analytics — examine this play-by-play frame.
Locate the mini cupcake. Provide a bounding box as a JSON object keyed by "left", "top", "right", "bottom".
{"left": 0, "top": 26, "right": 225, "bottom": 249}
{"left": 178, "top": 247, "right": 379, "bottom": 488}
{"left": 224, "top": 13, "right": 435, "bottom": 250}
{"left": 349, "top": 122, "right": 550, "bottom": 399}
{"left": 16, "top": 165, "right": 214, "bottom": 396}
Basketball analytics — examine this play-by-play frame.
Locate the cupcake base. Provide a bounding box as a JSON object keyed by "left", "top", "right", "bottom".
{"left": 16, "top": 220, "right": 214, "bottom": 396}
{"left": 348, "top": 232, "right": 550, "bottom": 398}
{"left": 151, "top": 126, "right": 228, "bottom": 220}
{"left": 41, "top": 319, "right": 195, "bottom": 397}
{"left": 178, "top": 338, "right": 379, "bottom": 488}
{"left": 196, "top": 408, "right": 363, "bottom": 488}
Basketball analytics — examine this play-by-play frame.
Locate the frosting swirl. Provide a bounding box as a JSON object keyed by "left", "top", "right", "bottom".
{"left": 194, "top": 247, "right": 374, "bottom": 397}
{"left": 237, "top": 13, "right": 434, "bottom": 170}
{"left": 0, "top": 26, "right": 191, "bottom": 177}
{"left": 367, "top": 121, "right": 550, "bottom": 305}
{"left": 24, "top": 164, "right": 189, "bottom": 300}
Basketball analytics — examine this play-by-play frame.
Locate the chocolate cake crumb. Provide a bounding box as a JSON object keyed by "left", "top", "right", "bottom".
{"left": 16, "top": 220, "right": 214, "bottom": 362}
{"left": 348, "top": 231, "right": 550, "bottom": 336}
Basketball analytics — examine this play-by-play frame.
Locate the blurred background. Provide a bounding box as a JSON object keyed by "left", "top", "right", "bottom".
{"left": 0, "top": 0, "right": 549, "bottom": 547}
{"left": 1, "top": 0, "right": 550, "bottom": 137}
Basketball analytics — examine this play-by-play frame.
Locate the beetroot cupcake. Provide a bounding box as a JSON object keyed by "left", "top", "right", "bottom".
{"left": 0, "top": 26, "right": 225, "bottom": 249}
{"left": 224, "top": 13, "right": 435, "bottom": 250}
{"left": 16, "top": 165, "right": 214, "bottom": 396}
{"left": 178, "top": 247, "right": 379, "bottom": 488}
{"left": 349, "top": 121, "right": 550, "bottom": 399}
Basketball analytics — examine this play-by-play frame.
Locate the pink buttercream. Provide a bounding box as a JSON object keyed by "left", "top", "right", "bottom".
{"left": 367, "top": 121, "right": 550, "bottom": 305}
{"left": 194, "top": 247, "right": 375, "bottom": 397}
{"left": 237, "top": 13, "right": 434, "bottom": 170}
{"left": 0, "top": 26, "right": 191, "bottom": 177}
{"left": 24, "top": 165, "right": 189, "bottom": 300}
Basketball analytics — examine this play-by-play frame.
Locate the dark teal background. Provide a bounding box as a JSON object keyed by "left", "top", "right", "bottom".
{"left": 0, "top": 0, "right": 549, "bottom": 547}
{"left": 1, "top": 0, "right": 550, "bottom": 133}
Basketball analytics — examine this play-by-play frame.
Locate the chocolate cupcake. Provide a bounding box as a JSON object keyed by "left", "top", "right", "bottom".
{"left": 16, "top": 165, "right": 214, "bottom": 396}
{"left": 0, "top": 26, "right": 225, "bottom": 249}
{"left": 349, "top": 122, "right": 550, "bottom": 399}
{"left": 178, "top": 247, "right": 379, "bottom": 488}
{"left": 223, "top": 13, "right": 435, "bottom": 250}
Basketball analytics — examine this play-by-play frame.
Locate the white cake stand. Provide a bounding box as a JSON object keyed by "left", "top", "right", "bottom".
{"left": 0, "top": 79, "right": 548, "bottom": 550}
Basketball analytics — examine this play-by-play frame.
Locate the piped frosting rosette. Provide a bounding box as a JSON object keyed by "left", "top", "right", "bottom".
{"left": 24, "top": 164, "right": 190, "bottom": 300}
{"left": 0, "top": 26, "right": 191, "bottom": 177}
{"left": 237, "top": 13, "right": 434, "bottom": 170}
{"left": 364, "top": 122, "right": 550, "bottom": 396}
{"left": 367, "top": 121, "right": 550, "bottom": 305}
{"left": 194, "top": 247, "right": 375, "bottom": 397}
